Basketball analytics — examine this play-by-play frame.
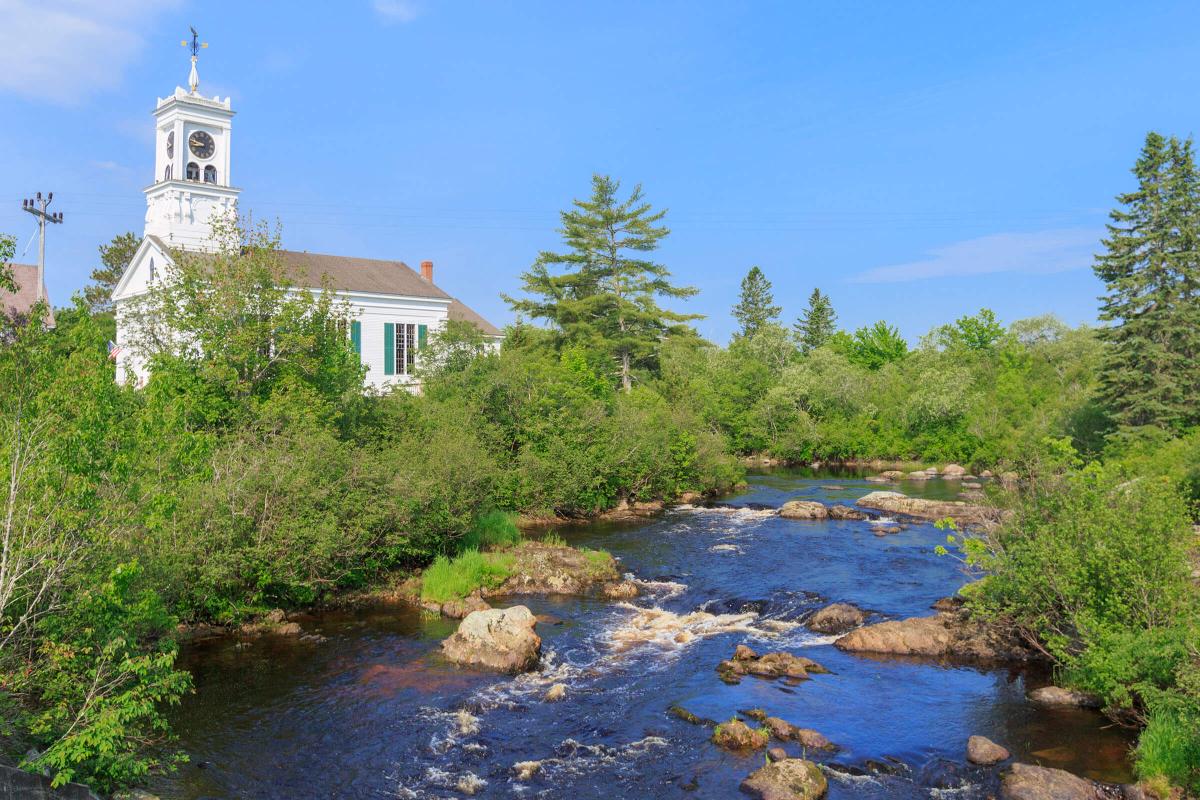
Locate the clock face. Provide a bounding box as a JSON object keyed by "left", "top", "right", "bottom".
{"left": 166, "top": 131, "right": 174, "bottom": 158}
{"left": 188, "top": 130, "right": 215, "bottom": 159}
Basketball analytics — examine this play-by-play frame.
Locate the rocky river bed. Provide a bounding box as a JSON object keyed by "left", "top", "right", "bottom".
{"left": 149, "top": 468, "right": 1134, "bottom": 799}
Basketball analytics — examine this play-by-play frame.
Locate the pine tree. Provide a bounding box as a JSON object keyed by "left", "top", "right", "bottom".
{"left": 793, "top": 288, "right": 837, "bottom": 353}
{"left": 85, "top": 232, "right": 139, "bottom": 313}
{"left": 1094, "top": 132, "right": 1200, "bottom": 432}
{"left": 731, "top": 266, "right": 781, "bottom": 339}
{"left": 505, "top": 175, "right": 700, "bottom": 391}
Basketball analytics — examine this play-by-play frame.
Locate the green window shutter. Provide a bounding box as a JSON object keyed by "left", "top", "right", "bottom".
{"left": 383, "top": 322, "right": 395, "bottom": 375}
{"left": 418, "top": 323, "right": 427, "bottom": 349}
{"left": 350, "top": 320, "right": 361, "bottom": 357}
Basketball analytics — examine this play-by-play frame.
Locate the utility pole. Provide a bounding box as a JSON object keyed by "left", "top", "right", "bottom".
{"left": 21, "top": 192, "right": 64, "bottom": 303}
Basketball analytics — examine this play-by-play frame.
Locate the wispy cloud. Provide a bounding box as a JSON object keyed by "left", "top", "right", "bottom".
{"left": 0, "top": 0, "right": 179, "bottom": 105}
{"left": 852, "top": 229, "right": 1101, "bottom": 284}
{"left": 372, "top": 0, "right": 421, "bottom": 23}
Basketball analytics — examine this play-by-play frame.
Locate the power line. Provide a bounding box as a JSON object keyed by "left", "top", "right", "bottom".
{"left": 20, "top": 192, "right": 64, "bottom": 304}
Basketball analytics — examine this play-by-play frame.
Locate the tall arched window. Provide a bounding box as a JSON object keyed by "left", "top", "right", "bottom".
{"left": 163, "top": 164, "right": 172, "bottom": 180}
{"left": 203, "top": 165, "right": 217, "bottom": 184}
{"left": 186, "top": 162, "right": 199, "bottom": 181}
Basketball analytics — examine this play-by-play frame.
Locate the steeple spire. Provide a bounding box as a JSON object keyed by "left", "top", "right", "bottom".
{"left": 181, "top": 26, "right": 207, "bottom": 94}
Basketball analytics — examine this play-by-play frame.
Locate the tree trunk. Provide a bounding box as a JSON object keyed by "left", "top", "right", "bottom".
{"left": 621, "top": 351, "right": 631, "bottom": 393}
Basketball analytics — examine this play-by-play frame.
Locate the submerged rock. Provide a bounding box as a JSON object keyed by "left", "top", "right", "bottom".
{"left": 879, "top": 470, "right": 905, "bottom": 480}
{"left": 439, "top": 594, "right": 491, "bottom": 619}
{"left": 967, "top": 735, "right": 1010, "bottom": 765}
{"left": 905, "top": 470, "right": 931, "bottom": 480}
{"left": 1001, "top": 763, "right": 1104, "bottom": 800}
{"left": 855, "top": 490, "right": 1001, "bottom": 526}
{"left": 512, "top": 761, "right": 541, "bottom": 781}
{"left": 780, "top": 501, "right": 828, "bottom": 520}
{"left": 712, "top": 718, "right": 769, "bottom": 751}
{"left": 741, "top": 758, "right": 828, "bottom": 800}
{"left": 441, "top": 605, "right": 541, "bottom": 673}
{"left": 1027, "top": 686, "right": 1102, "bottom": 709}
{"left": 806, "top": 602, "right": 865, "bottom": 634}
{"left": 834, "top": 610, "right": 1031, "bottom": 662}
{"left": 669, "top": 704, "right": 715, "bottom": 726}
{"left": 601, "top": 580, "right": 639, "bottom": 599}
{"left": 543, "top": 683, "right": 567, "bottom": 702}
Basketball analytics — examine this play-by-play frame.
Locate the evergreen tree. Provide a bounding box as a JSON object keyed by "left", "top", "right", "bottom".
{"left": 506, "top": 175, "right": 699, "bottom": 392}
{"left": 731, "top": 266, "right": 780, "bottom": 339}
{"left": 86, "top": 232, "right": 139, "bottom": 313}
{"left": 1094, "top": 132, "right": 1200, "bottom": 432}
{"left": 793, "top": 288, "right": 837, "bottom": 353}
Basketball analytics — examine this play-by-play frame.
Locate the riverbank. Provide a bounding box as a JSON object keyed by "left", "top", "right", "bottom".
{"left": 143, "top": 469, "right": 1137, "bottom": 800}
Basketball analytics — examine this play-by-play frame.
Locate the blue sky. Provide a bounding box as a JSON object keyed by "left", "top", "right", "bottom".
{"left": 2, "top": 1, "right": 1198, "bottom": 343}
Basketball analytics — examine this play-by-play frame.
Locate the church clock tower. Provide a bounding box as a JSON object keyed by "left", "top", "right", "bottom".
{"left": 143, "top": 32, "right": 240, "bottom": 250}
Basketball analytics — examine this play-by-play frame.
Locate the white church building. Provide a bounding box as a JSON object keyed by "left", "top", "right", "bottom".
{"left": 111, "top": 49, "right": 500, "bottom": 390}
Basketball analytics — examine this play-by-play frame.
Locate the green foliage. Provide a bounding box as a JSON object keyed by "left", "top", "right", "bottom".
{"left": 837, "top": 321, "right": 909, "bottom": 370}
{"left": 24, "top": 563, "right": 191, "bottom": 792}
{"left": 793, "top": 288, "right": 836, "bottom": 353}
{"left": 926, "top": 308, "right": 1005, "bottom": 353}
{"left": 1095, "top": 132, "right": 1200, "bottom": 433}
{"left": 732, "top": 266, "right": 781, "bottom": 339}
{"left": 85, "top": 232, "right": 139, "bottom": 314}
{"left": 0, "top": 233, "right": 15, "bottom": 293}
{"left": 460, "top": 511, "right": 522, "bottom": 553}
{"left": 419, "top": 551, "right": 514, "bottom": 603}
{"left": 505, "top": 174, "right": 701, "bottom": 391}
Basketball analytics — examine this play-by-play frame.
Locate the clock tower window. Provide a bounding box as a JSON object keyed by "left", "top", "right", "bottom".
{"left": 203, "top": 165, "right": 217, "bottom": 184}
{"left": 186, "top": 162, "right": 199, "bottom": 181}
{"left": 164, "top": 164, "right": 172, "bottom": 181}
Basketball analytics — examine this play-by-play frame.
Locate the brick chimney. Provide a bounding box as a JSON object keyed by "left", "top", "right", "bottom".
{"left": 420, "top": 260, "right": 433, "bottom": 282}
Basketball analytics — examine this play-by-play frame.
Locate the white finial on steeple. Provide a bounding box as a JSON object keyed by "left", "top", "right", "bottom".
{"left": 181, "top": 26, "right": 207, "bottom": 95}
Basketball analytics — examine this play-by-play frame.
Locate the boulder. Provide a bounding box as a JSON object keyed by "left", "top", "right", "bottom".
{"left": 718, "top": 649, "right": 829, "bottom": 683}
{"left": 602, "top": 580, "right": 639, "bottom": 599}
{"left": 669, "top": 705, "right": 714, "bottom": 725}
{"left": 835, "top": 612, "right": 1031, "bottom": 662}
{"left": 980, "top": 470, "right": 994, "bottom": 478}
{"left": 1028, "top": 686, "right": 1102, "bottom": 709}
{"left": 865, "top": 475, "right": 889, "bottom": 483}
{"left": 967, "top": 735, "right": 1010, "bottom": 765}
{"left": 827, "top": 505, "right": 869, "bottom": 521}
{"left": 763, "top": 718, "right": 835, "bottom": 750}
{"left": 855, "top": 490, "right": 1000, "bottom": 526}
{"left": 485, "top": 541, "right": 621, "bottom": 597}
{"left": 780, "top": 501, "right": 828, "bottom": 520}
{"left": 734, "top": 643, "right": 758, "bottom": 660}
{"left": 441, "top": 606, "right": 542, "bottom": 673}
{"left": 943, "top": 463, "right": 967, "bottom": 477}
{"left": 1001, "top": 763, "right": 1103, "bottom": 800}
{"left": 439, "top": 594, "right": 491, "bottom": 619}
{"left": 544, "top": 683, "right": 567, "bottom": 702}
{"left": 768, "top": 747, "right": 789, "bottom": 763}
{"left": 741, "top": 758, "right": 828, "bottom": 800}
{"left": 879, "top": 470, "right": 905, "bottom": 480}
{"left": 712, "top": 718, "right": 769, "bottom": 751}
{"left": 806, "top": 602, "right": 865, "bottom": 634}
{"left": 904, "top": 471, "right": 931, "bottom": 480}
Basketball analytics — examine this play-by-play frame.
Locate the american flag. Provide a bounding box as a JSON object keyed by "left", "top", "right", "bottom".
{"left": 107, "top": 340, "right": 124, "bottom": 361}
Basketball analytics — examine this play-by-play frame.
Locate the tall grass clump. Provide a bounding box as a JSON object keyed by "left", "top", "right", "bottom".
{"left": 459, "top": 510, "right": 521, "bottom": 553}
{"left": 420, "top": 551, "right": 514, "bottom": 603}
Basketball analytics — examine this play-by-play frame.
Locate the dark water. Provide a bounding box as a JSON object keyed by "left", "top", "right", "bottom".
{"left": 152, "top": 469, "right": 1134, "bottom": 799}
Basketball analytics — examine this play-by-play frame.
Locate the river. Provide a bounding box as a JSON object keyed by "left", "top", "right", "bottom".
{"left": 150, "top": 468, "right": 1133, "bottom": 799}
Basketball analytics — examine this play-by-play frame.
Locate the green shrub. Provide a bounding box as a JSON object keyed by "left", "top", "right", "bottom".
{"left": 420, "top": 551, "right": 514, "bottom": 603}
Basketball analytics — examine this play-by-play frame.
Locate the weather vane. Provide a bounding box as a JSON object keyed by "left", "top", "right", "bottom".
{"left": 181, "top": 26, "right": 208, "bottom": 94}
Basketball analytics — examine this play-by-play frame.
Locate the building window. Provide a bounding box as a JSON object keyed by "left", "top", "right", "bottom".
{"left": 148, "top": 257, "right": 156, "bottom": 282}
{"left": 186, "top": 162, "right": 199, "bottom": 180}
{"left": 395, "top": 322, "right": 416, "bottom": 375}
{"left": 164, "top": 164, "right": 172, "bottom": 181}
{"left": 204, "top": 165, "right": 217, "bottom": 184}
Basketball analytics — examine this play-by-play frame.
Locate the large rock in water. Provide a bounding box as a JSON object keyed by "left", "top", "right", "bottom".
{"left": 806, "top": 602, "right": 865, "bottom": 634}
{"left": 855, "top": 491, "right": 1000, "bottom": 526}
{"left": 834, "top": 610, "right": 1031, "bottom": 662}
{"left": 967, "top": 735, "right": 1010, "bottom": 765}
{"left": 1001, "top": 763, "right": 1104, "bottom": 800}
{"left": 741, "top": 758, "right": 828, "bottom": 800}
{"left": 780, "top": 501, "right": 828, "bottom": 520}
{"left": 0, "top": 764, "right": 102, "bottom": 800}
{"left": 441, "top": 606, "right": 541, "bottom": 673}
